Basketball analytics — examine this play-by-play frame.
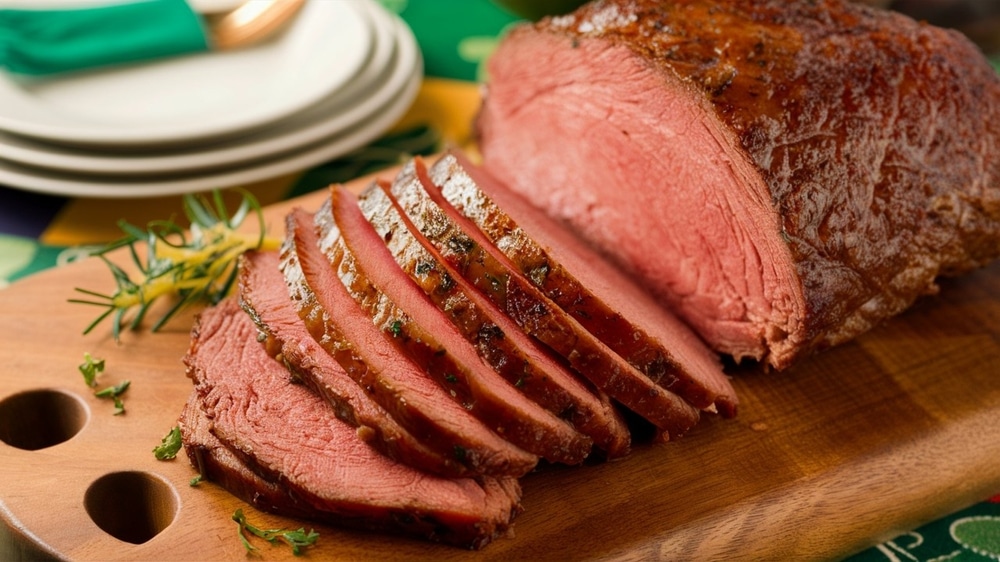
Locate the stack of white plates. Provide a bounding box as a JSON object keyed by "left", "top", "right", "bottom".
{"left": 0, "top": 0, "right": 422, "bottom": 198}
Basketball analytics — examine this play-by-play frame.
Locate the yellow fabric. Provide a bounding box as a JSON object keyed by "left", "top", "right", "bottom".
{"left": 41, "top": 175, "right": 295, "bottom": 247}
{"left": 395, "top": 77, "right": 482, "bottom": 148}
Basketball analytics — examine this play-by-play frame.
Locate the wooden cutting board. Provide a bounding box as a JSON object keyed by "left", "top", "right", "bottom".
{"left": 1, "top": 172, "right": 999, "bottom": 561}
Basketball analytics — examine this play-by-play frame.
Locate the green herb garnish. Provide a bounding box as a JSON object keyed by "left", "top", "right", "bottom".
{"left": 233, "top": 508, "right": 319, "bottom": 556}
{"left": 70, "top": 190, "right": 279, "bottom": 341}
{"left": 153, "top": 426, "right": 183, "bottom": 460}
{"left": 94, "top": 380, "right": 130, "bottom": 415}
{"left": 78, "top": 352, "right": 105, "bottom": 387}
{"left": 78, "top": 353, "right": 128, "bottom": 414}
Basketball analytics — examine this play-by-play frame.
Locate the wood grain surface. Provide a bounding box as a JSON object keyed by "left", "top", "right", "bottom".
{"left": 1, "top": 173, "right": 999, "bottom": 561}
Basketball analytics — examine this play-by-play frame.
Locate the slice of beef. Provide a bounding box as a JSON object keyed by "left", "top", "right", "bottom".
{"left": 281, "top": 207, "right": 538, "bottom": 478}
{"left": 315, "top": 191, "right": 593, "bottom": 465}
{"left": 183, "top": 299, "right": 523, "bottom": 550}
{"left": 411, "top": 151, "right": 738, "bottom": 417}
{"left": 178, "top": 399, "right": 319, "bottom": 521}
{"left": 330, "top": 184, "right": 630, "bottom": 458}
{"left": 238, "top": 250, "right": 468, "bottom": 477}
{"left": 361, "top": 171, "right": 699, "bottom": 440}
{"left": 475, "top": 0, "right": 1000, "bottom": 369}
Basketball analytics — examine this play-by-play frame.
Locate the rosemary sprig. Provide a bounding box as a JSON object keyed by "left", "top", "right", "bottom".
{"left": 69, "top": 190, "right": 280, "bottom": 340}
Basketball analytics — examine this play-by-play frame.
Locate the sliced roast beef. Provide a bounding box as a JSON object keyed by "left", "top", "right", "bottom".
{"left": 178, "top": 399, "right": 319, "bottom": 521}
{"left": 281, "top": 207, "right": 538, "bottom": 478}
{"left": 327, "top": 186, "right": 630, "bottom": 458}
{"left": 360, "top": 172, "right": 699, "bottom": 440}
{"left": 183, "top": 299, "right": 523, "bottom": 549}
{"left": 314, "top": 191, "right": 594, "bottom": 465}
{"left": 476, "top": 0, "right": 1000, "bottom": 369}
{"left": 409, "top": 152, "right": 737, "bottom": 417}
{"left": 238, "top": 250, "right": 469, "bottom": 477}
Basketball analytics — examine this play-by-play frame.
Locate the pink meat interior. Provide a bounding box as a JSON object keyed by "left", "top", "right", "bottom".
{"left": 478, "top": 30, "right": 805, "bottom": 364}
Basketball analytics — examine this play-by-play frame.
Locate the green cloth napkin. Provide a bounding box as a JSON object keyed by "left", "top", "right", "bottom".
{"left": 0, "top": 0, "right": 209, "bottom": 76}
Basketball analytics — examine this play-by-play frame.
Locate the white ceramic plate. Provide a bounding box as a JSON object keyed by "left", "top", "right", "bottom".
{"left": 0, "top": 0, "right": 373, "bottom": 147}
{"left": 0, "top": 0, "right": 406, "bottom": 175}
{"left": 189, "top": 0, "right": 245, "bottom": 13}
{"left": 0, "top": 17, "right": 422, "bottom": 198}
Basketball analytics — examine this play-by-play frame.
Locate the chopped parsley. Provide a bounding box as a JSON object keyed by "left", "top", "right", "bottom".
{"left": 153, "top": 426, "right": 183, "bottom": 460}
{"left": 79, "top": 353, "right": 129, "bottom": 415}
{"left": 78, "top": 352, "right": 105, "bottom": 387}
{"left": 94, "top": 380, "right": 130, "bottom": 415}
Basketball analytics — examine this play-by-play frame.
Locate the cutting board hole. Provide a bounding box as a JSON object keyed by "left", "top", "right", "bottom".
{"left": 0, "top": 389, "right": 88, "bottom": 450}
{"left": 85, "top": 471, "right": 179, "bottom": 545}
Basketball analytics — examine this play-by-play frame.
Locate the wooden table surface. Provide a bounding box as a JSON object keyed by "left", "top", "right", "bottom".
{"left": 1, "top": 174, "right": 999, "bottom": 561}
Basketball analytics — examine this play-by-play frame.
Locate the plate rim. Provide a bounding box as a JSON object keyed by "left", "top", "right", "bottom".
{"left": 0, "top": 0, "right": 408, "bottom": 176}
{"left": 0, "top": 18, "right": 423, "bottom": 199}
{"left": 0, "top": 0, "right": 374, "bottom": 147}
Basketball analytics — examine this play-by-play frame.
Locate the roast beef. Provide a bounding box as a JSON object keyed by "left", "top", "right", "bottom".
{"left": 281, "top": 207, "right": 538, "bottom": 477}
{"left": 315, "top": 190, "right": 594, "bottom": 465}
{"left": 238, "top": 250, "right": 470, "bottom": 477}
{"left": 476, "top": 0, "right": 1000, "bottom": 369}
{"left": 179, "top": 400, "right": 320, "bottom": 521}
{"left": 412, "top": 152, "right": 738, "bottom": 416}
{"left": 360, "top": 170, "right": 700, "bottom": 439}
{"left": 182, "top": 299, "right": 523, "bottom": 549}
{"left": 329, "top": 185, "right": 631, "bottom": 458}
